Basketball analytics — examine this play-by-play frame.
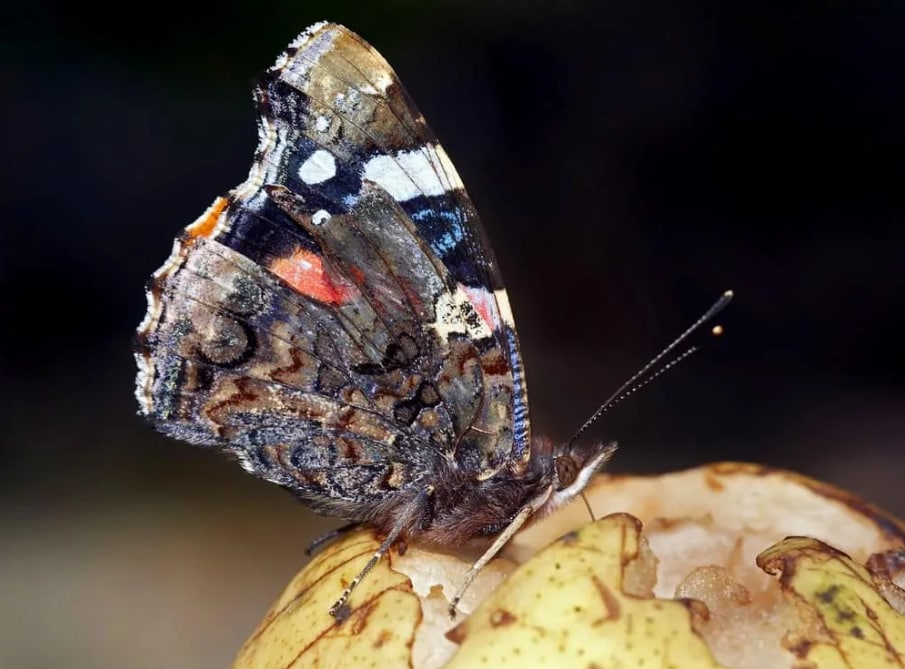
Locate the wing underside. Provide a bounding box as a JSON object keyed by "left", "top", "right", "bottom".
{"left": 135, "top": 23, "right": 531, "bottom": 517}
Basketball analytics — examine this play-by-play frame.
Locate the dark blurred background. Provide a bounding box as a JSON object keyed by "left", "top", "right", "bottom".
{"left": 2, "top": 1, "right": 904, "bottom": 666}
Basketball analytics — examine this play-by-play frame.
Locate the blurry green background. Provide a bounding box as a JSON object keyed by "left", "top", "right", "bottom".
{"left": 3, "top": 1, "right": 905, "bottom": 667}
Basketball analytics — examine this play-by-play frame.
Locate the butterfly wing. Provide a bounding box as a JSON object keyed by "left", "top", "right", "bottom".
{"left": 135, "top": 23, "right": 530, "bottom": 519}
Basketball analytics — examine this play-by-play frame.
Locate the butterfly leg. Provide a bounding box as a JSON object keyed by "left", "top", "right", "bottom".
{"left": 329, "top": 485, "right": 433, "bottom": 620}
{"left": 305, "top": 522, "right": 361, "bottom": 556}
{"left": 448, "top": 504, "right": 535, "bottom": 619}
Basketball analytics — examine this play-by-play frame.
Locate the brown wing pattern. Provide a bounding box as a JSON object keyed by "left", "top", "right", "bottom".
{"left": 136, "top": 174, "right": 517, "bottom": 518}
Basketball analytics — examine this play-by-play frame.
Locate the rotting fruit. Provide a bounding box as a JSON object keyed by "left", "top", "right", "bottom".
{"left": 233, "top": 463, "right": 905, "bottom": 669}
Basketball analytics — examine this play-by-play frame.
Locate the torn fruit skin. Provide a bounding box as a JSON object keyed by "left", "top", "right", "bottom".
{"left": 233, "top": 463, "right": 905, "bottom": 669}
{"left": 757, "top": 537, "right": 905, "bottom": 668}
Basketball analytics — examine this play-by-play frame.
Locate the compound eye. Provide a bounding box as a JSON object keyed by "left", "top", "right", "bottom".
{"left": 554, "top": 455, "right": 578, "bottom": 491}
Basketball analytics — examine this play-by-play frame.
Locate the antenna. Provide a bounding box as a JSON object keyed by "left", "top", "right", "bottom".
{"left": 565, "top": 290, "right": 733, "bottom": 450}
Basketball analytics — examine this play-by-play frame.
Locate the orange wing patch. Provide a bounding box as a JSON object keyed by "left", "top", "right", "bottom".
{"left": 185, "top": 197, "right": 228, "bottom": 239}
{"left": 270, "top": 248, "right": 358, "bottom": 305}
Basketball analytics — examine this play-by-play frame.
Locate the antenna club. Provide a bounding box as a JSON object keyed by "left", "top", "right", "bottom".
{"left": 563, "top": 291, "right": 733, "bottom": 449}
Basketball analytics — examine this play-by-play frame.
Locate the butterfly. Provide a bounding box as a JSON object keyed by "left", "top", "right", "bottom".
{"left": 135, "top": 22, "right": 718, "bottom": 619}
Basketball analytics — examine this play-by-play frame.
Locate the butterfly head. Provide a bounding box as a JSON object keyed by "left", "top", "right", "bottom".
{"left": 542, "top": 438, "right": 618, "bottom": 516}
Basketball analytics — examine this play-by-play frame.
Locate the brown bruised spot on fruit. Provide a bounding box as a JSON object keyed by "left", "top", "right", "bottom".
{"left": 233, "top": 463, "right": 905, "bottom": 669}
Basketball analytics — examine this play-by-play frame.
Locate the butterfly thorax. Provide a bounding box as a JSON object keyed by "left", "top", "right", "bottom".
{"left": 359, "top": 441, "right": 544, "bottom": 546}
{"left": 365, "top": 435, "right": 616, "bottom": 546}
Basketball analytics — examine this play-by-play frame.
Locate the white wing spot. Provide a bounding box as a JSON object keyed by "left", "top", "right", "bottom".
{"left": 298, "top": 150, "right": 337, "bottom": 185}
{"left": 314, "top": 115, "right": 330, "bottom": 132}
{"left": 362, "top": 145, "right": 464, "bottom": 202}
{"left": 312, "top": 209, "right": 331, "bottom": 225}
